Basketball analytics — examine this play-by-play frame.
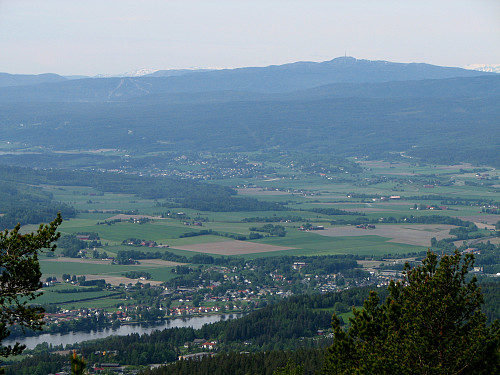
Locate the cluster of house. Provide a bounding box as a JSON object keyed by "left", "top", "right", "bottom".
{"left": 298, "top": 225, "right": 324, "bottom": 231}
{"left": 170, "top": 305, "right": 227, "bottom": 316}
{"left": 152, "top": 163, "right": 262, "bottom": 180}
{"left": 183, "top": 338, "right": 218, "bottom": 350}
{"left": 43, "top": 305, "right": 152, "bottom": 326}
{"left": 44, "top": 308, "right": 108, "bottom": 324}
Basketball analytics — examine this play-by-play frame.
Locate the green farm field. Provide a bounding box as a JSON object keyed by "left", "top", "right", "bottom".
{"left": 24, "top": 159, "right": 498, "bottom": 306}
{"left": 248, "top": 230, "right": 420, "bottom": 258}
{"left": 34, "top": 288, "right": 115, "bottom": 305}
{"left": 40, "top": 258, "right": 179, "bottom": 282}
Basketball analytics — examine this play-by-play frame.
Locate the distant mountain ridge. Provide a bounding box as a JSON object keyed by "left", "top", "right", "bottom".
{"left": 0, "top": 72, "right": 68, "bottom": 88}
{"left": 0, "top": 57, "right": 495, "bottom": 102}
{"left": 0, "top": 56, "right": 498, "bottom": 167}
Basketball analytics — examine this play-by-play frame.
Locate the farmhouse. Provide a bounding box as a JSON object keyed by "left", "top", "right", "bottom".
{"left": 202, "top": 341, "right": 217, "bottom": 350}
{"left": 292, "top": 262, "right": 306, "bottom": 270}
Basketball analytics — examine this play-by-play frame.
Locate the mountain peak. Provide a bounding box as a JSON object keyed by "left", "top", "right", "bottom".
{"left": 464, "top": 64, "right": 500, "bottom": 74}
{"left": 122, "top": 69, "right": 159, "bottom": 77}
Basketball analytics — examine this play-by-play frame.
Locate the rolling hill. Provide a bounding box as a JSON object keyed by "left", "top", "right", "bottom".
{"left": 0, "top": 57, "right": 497, "bottom": 167}
{"left": 0, "top": 56, "right": 494, "bottom": 102}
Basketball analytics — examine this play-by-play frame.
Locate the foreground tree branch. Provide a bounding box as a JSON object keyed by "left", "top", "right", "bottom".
{"left": 322, "top": 250, "right": 500, "bottom": 375}
{"left": 0, "top": 214, "right": 61, "bottom": 365}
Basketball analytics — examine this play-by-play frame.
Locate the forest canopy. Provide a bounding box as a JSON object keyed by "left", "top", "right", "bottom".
{"left": 322, "top": 251, "right": 500, "bottom": 375}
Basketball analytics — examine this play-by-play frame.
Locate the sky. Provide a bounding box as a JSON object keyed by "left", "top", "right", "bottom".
{"left": 0, "top": 0, "right": 499, "bottom": 75}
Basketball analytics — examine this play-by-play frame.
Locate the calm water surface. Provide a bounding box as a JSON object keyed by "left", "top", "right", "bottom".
{"left": 6, "top": 314, "right": 238, "bottom": 349}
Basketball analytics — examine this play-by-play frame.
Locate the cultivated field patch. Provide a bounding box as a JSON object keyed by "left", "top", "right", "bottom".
{"left": 45, "top": 257, "right": 111, "bottom": 265}
{"left": 171, "top": 240, "right": 295, "bottom": 255}
{"left": 318, "top": 224, "right": 456, "bottom": 246}
{"left": 106, "top": 214, "right": 163, "bottom": 221}
{"left": 42, "top": 258, "right": 184, "bottom": 283}
{"left": 313, "top": 201, "right": 413, "bottom": 207}
{"left": 357, "top": 160, "right": 411, "bottom": 169}
{"left": 342, "top": 207, "right": 397, "bottom": 213}
{"left": 477, "top": 238, "right": 500, "bottom": 245}
{"left": 84, "top": 274, "right": 164, "bottom": 286}
{"left": 237, "top": 188, "right": 291, "bottom": 196}
{"left": 139, "top": 259, "right": 186, "bottom": 266}
{"left": 458, "top": 215, "right": 500, "bottom": 226}
{"left": 45, "top": 257, "right": 183, "bottom": 268}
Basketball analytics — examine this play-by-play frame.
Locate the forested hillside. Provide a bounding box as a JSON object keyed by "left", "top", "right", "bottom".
{"left": 0, "top": 59, "right": 498, "bottom": 167}
{"left": 140, "top": 349, "right": 325, "bottom": 375}
{"left": 0, "top": 180, "right": 75, "bottom": 228}
{"left": 0, "top": 165, "right": 286, "bottom": 222}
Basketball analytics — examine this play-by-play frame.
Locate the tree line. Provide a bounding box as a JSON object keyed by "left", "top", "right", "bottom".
{"left": 0, "top": 180, "right": 75, "bottom": 229}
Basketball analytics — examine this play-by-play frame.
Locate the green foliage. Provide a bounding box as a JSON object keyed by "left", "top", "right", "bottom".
{"left": 182, "top": 195, "right": 288, "bottom": 212}
{"left": 0, "top": 164, "right": 261, "bottom": 212}
{"left": 0, "top": 214, "right": 61, "bottom": 367}
{"left": 322, "top": 251, "right": 500, "bottom": 374}
{"left": 333, "top": 214, "right": 470, "bottom": 227}
{"left": 58, "top": 234, "right": 85, "bottom": 258}
{"left": 114, "top": 249, "right": 188, "bottom": 264}
{"left": 249, "top": 224, "right": 287, "bottom": 237}
{"left": 70, "top": 351, "right": 86, "bottom": 375}
{"left": 3, "top": 352, "right": 67, "bottom": 375}
{"left": 0, "top": 181, "right": 75, "bottom": 229}
{"left": 274, "top": 358, "right": 305, "bottom": 375}
{"left": 140, "top": 349, "right": 324, "bottom": 375}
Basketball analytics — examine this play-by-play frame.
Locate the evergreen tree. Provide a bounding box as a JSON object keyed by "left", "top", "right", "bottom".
{"left": 322, "top": 250, "right": 500, "bottom": 375}
{"left": 274, "top": 358, "right": 305, "bottom": 375}
{"left": 0, "top": 214, "right": 61, "bottom": 371}
{"left": 71, "top": 350, "right": 87, "bottom": 375}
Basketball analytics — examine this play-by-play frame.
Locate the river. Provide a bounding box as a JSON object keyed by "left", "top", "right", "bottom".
{"left": 5, "top": 314, "right": 239, "bottom": 350}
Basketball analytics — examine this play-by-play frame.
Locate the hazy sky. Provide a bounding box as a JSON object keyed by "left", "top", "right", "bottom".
{"left": 1, "top": 0, "right": 499, "bottom": 75}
